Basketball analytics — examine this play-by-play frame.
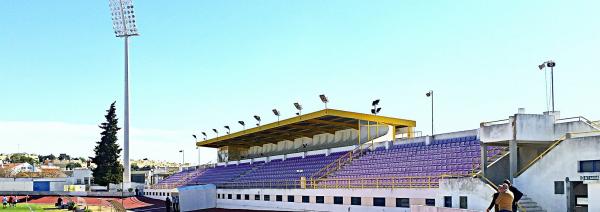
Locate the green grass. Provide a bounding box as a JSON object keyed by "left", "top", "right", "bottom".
{"left": 0, "top": 204, "right": 57, "bottom": 212}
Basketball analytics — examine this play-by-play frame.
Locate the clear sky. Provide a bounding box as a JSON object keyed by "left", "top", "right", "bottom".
{"left": 1, "top": 0, "right": 599, "bottom": 164}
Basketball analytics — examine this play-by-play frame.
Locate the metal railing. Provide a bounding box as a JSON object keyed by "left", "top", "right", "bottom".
{"left": 515, "top": 135, "right": 566, "bottom": 177}
{"left": 480, "top": 119, "right": 510, "bottom": 127}
{"left": 309, "top": 140, "right": 374, "bottom": 181}
{"left": 217, "top": 174, "right": 474, "bottom": 189}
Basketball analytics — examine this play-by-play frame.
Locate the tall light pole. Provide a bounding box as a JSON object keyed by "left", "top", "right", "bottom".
{"left": 538, "top": 60, "right": 556, "bottom": 112}
{"left": 109, "top": 0, "right": 139, "bottom": 186}
{"left": 319, "top": 94, "right": 329, "bottom": 109}
{"left": 426, "top": 90, "right": 434, "bottom": 135}
{"left": 179, "top": 150, "right": 185, "bottom": 167}
{"left": 293, "top": 103, "right": 302, "bottom": 116}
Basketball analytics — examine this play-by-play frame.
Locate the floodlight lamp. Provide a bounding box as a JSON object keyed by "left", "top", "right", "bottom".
{"left": 238, "top": 121, "right": 245, "bottom": 126}
{"left": 272, "top": 109, "right": 280, "bottom": 116}
{"left": 253, "top": 115, "right": 261, "bottom": 122}
{"left": 376, "top": 108, "right": 382, "bottom": 113}
{"left": 426, "top": 90, "right": 432, "bottom": 97}
{"left": 547, "top": 61, "right": 556, "bottom": 68}
{"left": 371, "top": 109, "right": 376, "bottom": 114}
{"left": 192, "top": 134, "right": 197, "bottom": 139}
{"left": 372, "top": 99, "right": 380, "bottom": 106}
{"left": 294, "top": 103, "right": 303, "bottom": 111}
{"left": 319, "top": 94, "right": 329, "bottom": 103}
{"left": 201, "top": 132, "right": 207, "bottom": 137}
{"left": 212, "top": 129, "right": 218, "bottom": 134}
{"left": 109, "top": 0, "right": 139, "bottom": 37}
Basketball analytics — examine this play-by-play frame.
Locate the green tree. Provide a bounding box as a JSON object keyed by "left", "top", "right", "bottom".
{"left": 10, "top": 154, "right": 37, "bottom": 165}
{"left": 66, "top": 162, "right": 82, "bottom": 170}
{"left": 90, "top": 102, "right": 123, "bottom": 186}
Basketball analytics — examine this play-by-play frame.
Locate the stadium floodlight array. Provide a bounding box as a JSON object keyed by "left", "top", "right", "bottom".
{"left": 319, "top": 94, "right": 329, "bottom": 109}
{"left": 272, "top": 109, "right": 281, "bottom": 121}
{"left": 108, "top": 0, "right": 139, "bottom": 185}
{"left": 224, "top": 126, "right": 230, "bottom": 134}
{"left": 294, "top": 102, "right": 303, "bottom": 116}
{"left": 426, "top": 90, "right": 434, "bottom": 135}
{"left": 238, "top": 121, "right": 245, "bottom": 130}
{"left": 109, "top": 0, "right": 139, "bottom": 37}
{"left": 538, "top": 60, "right": 556, "bottom": 112}
{"left": 254, "top": 115, "right": 261, "bottom": 126}
{"left": 371, "top": 99, "right": 381, "bottom": 115}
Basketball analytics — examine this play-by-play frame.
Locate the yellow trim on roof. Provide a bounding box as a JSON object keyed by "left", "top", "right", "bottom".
{"left": 196, "top": 108, "right": 416, "bottom": 148}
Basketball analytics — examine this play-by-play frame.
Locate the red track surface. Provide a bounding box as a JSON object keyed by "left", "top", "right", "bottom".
{"left": 13, "top": 196, "right": 160, "bottom": 209}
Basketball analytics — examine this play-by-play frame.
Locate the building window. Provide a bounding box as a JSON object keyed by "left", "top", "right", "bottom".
{"left": 302, "top": 196, "right": 310, "bottom": 203}
{"left": 334, "top": 196, "right": 343, "bottom": 205}
{"left": 426, "top": 199, "right": 435, "bottom": 206}
{"left": 459, "top": 196, "right": 467, "bottom": 209}
{"left": 287, "top": 195, "right": 294, "bottom": 202}
{"left": 351, "top": 197, "right": 361, "bottom": 205}
{"left": 373, "top": 197, "right": 386, "bottom": 207}
{"left": 579, "top": 160, "right": 600, "bottom": 172}
{"left": 555, "top": 181, "right": 565, "bottom": 194}
{"left": 255, "top": 195, "right": 260, "bottom": 200}
{"left": 444, "top": 196, "right": 452, "bottom": 207}
{"left": 228, "top": 194, "right": 232, "bottom": 199}
{"left": 245, "top": 194, "right": 250, "bottom": 200}
{"left": 264, "top": 195, "right": 270, "bottom": 201}
{"left": 316, "top": 196, "right": 324, "bottom": 204}
{"left": 237, "top": 194, "right": 241, "bottom": 200}
{"left": 276, "top": 195, "right": 283, "bottom": 202}
{"left": 396, "top": 198, "right": 409, "bottom": 208}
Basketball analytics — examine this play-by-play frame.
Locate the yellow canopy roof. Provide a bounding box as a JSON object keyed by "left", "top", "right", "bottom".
{"left": 196, "top": 109, "right": 416, "bottom": 148}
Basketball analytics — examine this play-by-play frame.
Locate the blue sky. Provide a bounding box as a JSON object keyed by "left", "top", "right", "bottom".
{"left": 1, "top": 0, "right": 599, "bottom": 163}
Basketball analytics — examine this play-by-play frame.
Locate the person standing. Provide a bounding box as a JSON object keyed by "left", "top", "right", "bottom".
{"left": 165, "top": 196, "right": 172, "bottom": 212}
{"left": 495, "top": 183, "right": 514, "bottom": 212}
{"left": 486, "top": 192, "right": 499, "bottom": 212}
{"left": 7, "top": 196, "right": 13, "bottom": 208}
{"left": 504, "top": 179, "right": 523, "bottom": 212}
{"left": 2, "top": 196, "right": 7, "bottom": 209}
{"left": 11, "top": 196, "right": 17, "bottom": 208}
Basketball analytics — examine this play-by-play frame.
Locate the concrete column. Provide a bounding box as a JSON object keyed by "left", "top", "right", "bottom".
{"left": 509, "top": 140, "right": 518, "bottom": 181}
{"left": 480, "top": 143, "right": 488, "bottom": 176}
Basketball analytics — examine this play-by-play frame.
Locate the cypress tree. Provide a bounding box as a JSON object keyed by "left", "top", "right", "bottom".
{"left": 91, "top": 102, "right": 124, "bottom": 186}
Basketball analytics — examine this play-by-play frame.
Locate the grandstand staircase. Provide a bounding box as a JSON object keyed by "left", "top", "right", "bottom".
{"left": 231, "top": 162, "right": 265, "bottom": 182}
{"left": 310, "top": 139, "right": 375, "bottom": 183}
{"left": 518, "top": 195, "right": 546, "bottom": 212}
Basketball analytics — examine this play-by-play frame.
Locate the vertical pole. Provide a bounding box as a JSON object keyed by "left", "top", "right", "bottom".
{"left": 431, "top": 91, "right": 434, "bottom": 136}
{"left": 123, "top": 36, "right": 131, "bottom": 185}
{"left": 357, "top": 120, "right": 361, "bottom": 152}
{"left": 551, "top": 66, "right": 555, "bottom": 112}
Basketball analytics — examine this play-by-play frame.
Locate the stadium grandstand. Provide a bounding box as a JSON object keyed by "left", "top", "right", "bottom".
{"left": 143, "top": 108, "right": 600, "bottom": 212}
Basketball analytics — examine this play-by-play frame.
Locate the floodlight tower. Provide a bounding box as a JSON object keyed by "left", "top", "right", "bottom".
{"left": 109, "top": 0, "right": 139, "bottom": 186}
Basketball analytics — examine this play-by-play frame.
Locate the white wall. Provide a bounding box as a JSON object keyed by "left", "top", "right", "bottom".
{"left": 588, "top": 183, "right": 600, "bottom": 212}
{"left": 514, "top": 135, "right": 600, "bottom": 212}
{"left": 179, "top": 184, "right": 217, "bottom": 211}
{"left": 216, "top": 188, "right": 437, "bottom": 212}
{"left": 144, "top": 188, "right": 178, "bottom": 200}
{"left": 437, "top": 178, "right": 495, "bottom": 211}
{"left": 0, "top": 179, "right": 32, "bottom": 191}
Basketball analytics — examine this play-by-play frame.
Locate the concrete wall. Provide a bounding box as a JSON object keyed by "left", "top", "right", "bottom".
{"left": 179, "top": 184, "right": 217, "bottom": 211}
{"left": 437, "top": 178, "right": 495, "bottom": 211}
{"left": 410, "top": 205, "right": 478, "bottom": 212}
{"left": 216, "top": 188, "right": 437, "bottom": 212}
{"left": 144, "top": 188, "right": 178, "bottom": 200}
{"left": 514, "top": 135, "right": 600, "bottom": 212}
{"left": 485, "top": 153, "right": 510, "bottom": 185}
{"left": 588, "top": 183, "right": 600, "bottom": 212}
